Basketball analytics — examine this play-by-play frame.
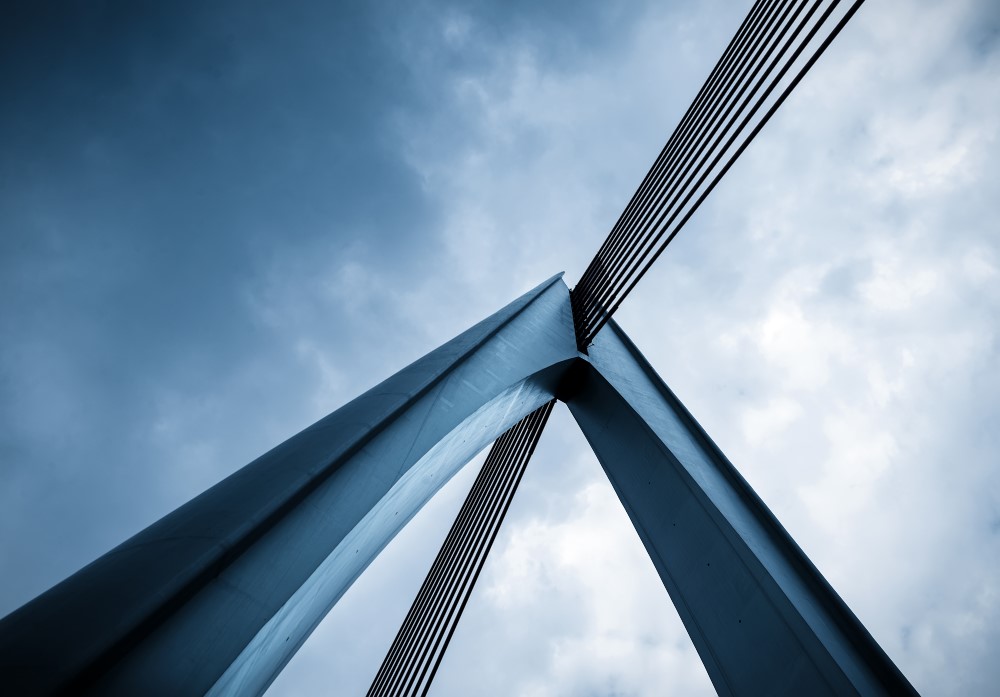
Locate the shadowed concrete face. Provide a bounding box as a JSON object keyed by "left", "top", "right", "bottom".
{"left": 566, "top": 320, "right": 917, "bottom": 696}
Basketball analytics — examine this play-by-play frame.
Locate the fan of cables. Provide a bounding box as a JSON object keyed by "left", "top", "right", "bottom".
{"left": 366, "top": 402, "right": 555, "bottom": 697}
{"left": 571, "top": 0, "right": 868, "bottom": 350}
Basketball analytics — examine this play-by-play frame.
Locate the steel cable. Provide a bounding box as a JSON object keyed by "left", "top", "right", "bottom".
{"left": 575, "top": 0, "right": 813, "bottom": 331}
{"left": 369, "top": 425, "right": 521, "bottom": 696}
{"left": 572, "top": 0, "right": 868, "bottom": 347}
{"left": 571, "top": 0, "right": 772, "bottom": 313}
{"left": 583, "top": 0, "right": 865, "bottom": 345}
{"left": 367, "top": 402, "right": 554, "bottom": 697}
{"left": 392, "top": 412, "right": 538, "bottom": 695}
{"left": 575, "top": 0, "right": 806, "bottom": 331}
{"left": 573, "top": 0, "right": 779, "bottom": 306}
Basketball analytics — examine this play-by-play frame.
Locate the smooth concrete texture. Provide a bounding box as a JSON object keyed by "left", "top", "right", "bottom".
{"left": 566, "top": 319, "right": 917, "bottom": 696}
{"left": 0, "top": 274, "right": 578, "bottom": 696}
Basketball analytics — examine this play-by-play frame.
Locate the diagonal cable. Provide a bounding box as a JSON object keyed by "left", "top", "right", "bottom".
{"left": 571, "top": 0, "right": 869, "bottom": 348}
{"left": 367, "top": 401, "right": 555, "bottom": 697}
{"left": 576, "top": 0, "right": 807, "bottom": 331}
{"left": 573, "top": 0, "right": 784, "bottom": 317}
{"left": 570, "top": 0, "right": 773, "bottom": 320}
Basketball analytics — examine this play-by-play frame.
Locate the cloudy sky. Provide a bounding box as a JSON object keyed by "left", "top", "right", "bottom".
{"left": 2, "top": 0, "right": 998, "bottom": 694}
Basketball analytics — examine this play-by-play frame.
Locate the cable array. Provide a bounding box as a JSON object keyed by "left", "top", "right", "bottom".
{"left": 571, "top": 0, "right": 867, "bottom": 349}
{"left": 367, "top": 1, "right": 871, "bottom": 689}
{"left": 366, "top": 401, "right": 555, "bottom": 697}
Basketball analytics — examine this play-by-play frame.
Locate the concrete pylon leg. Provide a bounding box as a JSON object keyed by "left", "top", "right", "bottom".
{"left": 0, "top": 275, "right": 578, "bottom": 697}
{"left": 564, "top": 320, "right": 917, "bottom": 696}
{"left": 0, "top": 273, "right": 918, "bottom": 697}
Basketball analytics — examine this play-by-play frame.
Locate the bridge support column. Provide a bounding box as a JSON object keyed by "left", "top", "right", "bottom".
{"left": 565, "top": 321, "right": 916, "bottom": 696}
{"left": 0, "top": 275, "right": 578, "bottom": 696}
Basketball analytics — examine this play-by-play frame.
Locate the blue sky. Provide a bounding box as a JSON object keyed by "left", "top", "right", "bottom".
{"left": 2, "top": 0, "right": 998, "bottom": 694}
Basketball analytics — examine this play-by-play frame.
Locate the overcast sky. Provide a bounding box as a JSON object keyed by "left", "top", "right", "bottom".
{"left": 2, "top": 0, "right": 998, "bottom": 695}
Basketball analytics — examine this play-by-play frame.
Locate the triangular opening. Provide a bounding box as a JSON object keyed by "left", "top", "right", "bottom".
{"left": 266, "top": 404, "right": 715, "bottom": 696}
{"left": 265, "top": 442, "right": 490, "bottom": 696}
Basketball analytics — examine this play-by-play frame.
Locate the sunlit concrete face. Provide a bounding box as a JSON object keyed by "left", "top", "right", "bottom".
{"left": 0, "top": 275, "right": 578, "bottom": 696}
{"left": 0, "top": 275, "right": 915, "bottom": 696}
